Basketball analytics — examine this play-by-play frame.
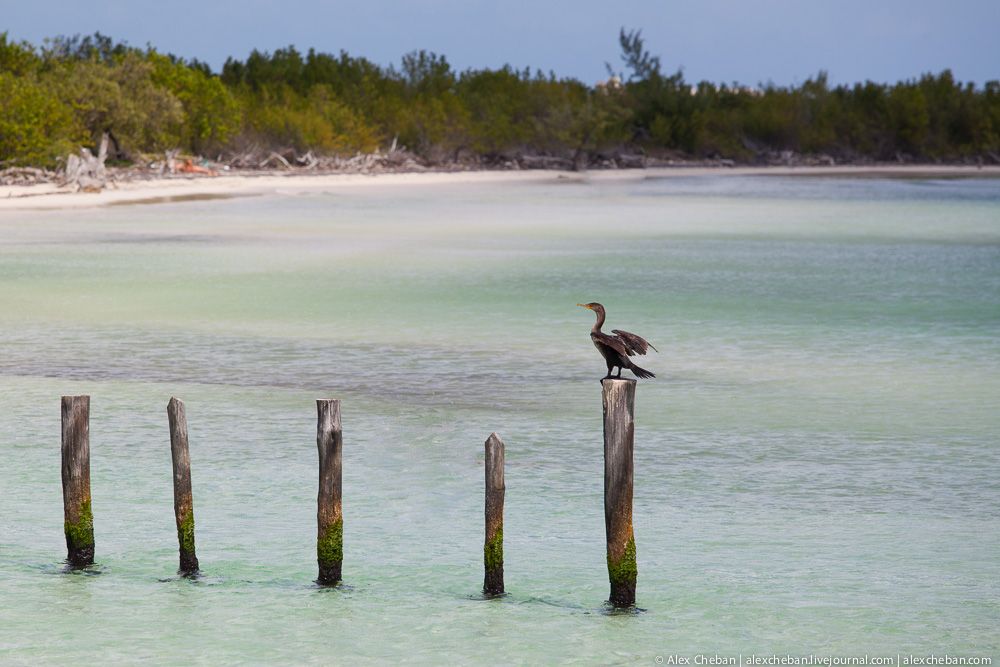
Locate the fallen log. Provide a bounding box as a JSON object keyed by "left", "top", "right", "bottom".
{"left": 259, "top": 152, "right": 292, "bottom": 169}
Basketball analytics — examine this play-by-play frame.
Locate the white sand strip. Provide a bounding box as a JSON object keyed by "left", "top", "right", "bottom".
{"left": 2, "top": 165, "right": 997, "bottom": 212}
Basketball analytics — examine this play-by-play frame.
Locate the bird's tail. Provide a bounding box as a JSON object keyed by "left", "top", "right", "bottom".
{"left": 629, "top": 362, "right": 655, "bottom": 379}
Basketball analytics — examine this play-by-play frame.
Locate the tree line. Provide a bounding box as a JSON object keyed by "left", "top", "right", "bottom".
{"left": 1, "top": 30, "right": 998, "bottom": 168}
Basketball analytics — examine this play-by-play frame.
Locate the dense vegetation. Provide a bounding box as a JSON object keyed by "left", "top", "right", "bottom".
{"left": 1, "top": 30, "right": 998, "bottom": 168}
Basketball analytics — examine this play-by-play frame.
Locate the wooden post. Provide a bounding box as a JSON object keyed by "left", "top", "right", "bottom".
{"left": 483, "top": 432, "right": 505, "bottom": 595}
{"left": 316, "top": 399, "right": 343, "bottom": 585}
{"left": 61, "top": 395, "right": 94, "bottom": 566}
{"left": 602, "top": 378, "right": 637, "bottom": 607}
{"left": 167, "top": 397, "right": 199, "bottom": 574}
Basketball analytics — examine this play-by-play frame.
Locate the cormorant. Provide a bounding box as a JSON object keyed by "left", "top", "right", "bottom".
{"left": 577, "top": 302, "right": 657, "bottom": 380}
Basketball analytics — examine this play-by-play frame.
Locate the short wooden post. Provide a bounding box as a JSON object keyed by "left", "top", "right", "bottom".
{"left": 61, "top": 395, "right": 94, "bottom": 566}
{"left": 167, "top": 397, "right": 199, "bottom": 574}
{"left": 483, "top": 432, "right": 505, "bottom": 595}
{"left": 316, "top": 399, "right": 343, "bottom": 585}
{"left": 602, "top": 378, "right": 637, "bottom": 607}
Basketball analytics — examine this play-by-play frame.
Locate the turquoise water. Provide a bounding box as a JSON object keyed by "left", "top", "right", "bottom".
{"left": 1, "top": 174, "right": 998, "bottom": 664}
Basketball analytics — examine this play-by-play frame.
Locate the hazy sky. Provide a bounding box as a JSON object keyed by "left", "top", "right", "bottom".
{"left": 3, "top": 0, "right": 997, "bottom": 86}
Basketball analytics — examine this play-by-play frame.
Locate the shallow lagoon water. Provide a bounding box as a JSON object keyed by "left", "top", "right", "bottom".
{"left": 1, "top": 174, "right": 998, "bottom": 664}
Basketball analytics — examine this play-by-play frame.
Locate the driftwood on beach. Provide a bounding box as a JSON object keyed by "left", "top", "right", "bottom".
{"left": 7, "top": 133, "right": 994, "bottom": 200}
{"left": 61, "top": 133, "right": 110, "bottom": 192}
{"left": 0, "top": 167, "right": 58, "bottom": 186}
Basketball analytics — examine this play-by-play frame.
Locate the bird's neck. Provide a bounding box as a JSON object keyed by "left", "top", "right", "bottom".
{"left": 591, "top": 310, "right": 605, "bottom": 334}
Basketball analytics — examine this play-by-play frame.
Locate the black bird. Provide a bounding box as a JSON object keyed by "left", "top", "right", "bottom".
{"left": 577, "top": 302, "right": 657, "bottom": 380}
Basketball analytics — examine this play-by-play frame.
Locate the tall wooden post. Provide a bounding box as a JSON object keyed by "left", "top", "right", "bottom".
{"left": 602, "top": 378, "right": 637, "bottom": 607}
{"left": 167, "top": 397, "right": 199, "bottom": 574}
{"left": 316, "top": 399, "right": 343, "bottom": 585}
{"left": 61, "top": 395, "right": 94, "bottom": 566}
{"left": 483, "top": 432, "right": 505, "bottom": 595}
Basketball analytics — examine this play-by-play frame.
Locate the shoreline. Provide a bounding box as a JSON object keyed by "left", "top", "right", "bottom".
{"left": 2, "top": 164, "right": 998, "bottom": 212}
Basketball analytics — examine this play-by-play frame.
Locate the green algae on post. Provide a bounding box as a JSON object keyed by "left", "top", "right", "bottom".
{"left": 64, "top": 498, "right": 94, "bottom": 555}
{"left": 483, "top": 432, "right": 505, "bottom": 595}
{"left": 316, "top": 399, "right": 343, "bottom": 585}
{"left": 607, "top": 535, "right": 637, "bottom": 586}
{"left": 168, "top": 397, "right": 200, "bottom": 575}
{"left": 176, "top": 510, "right": 198, "bottom": 572}
{"left": 484, "top": 526, "right": 503, "bottom": 571}
{"left": 61, "top": 395, "right": 95, "bottom": 566}
{"left": 317, "top": 518, "right": 343, "bottom": 569}
{"left": 602, "top": 379, "right": 638, "bottom": 607}
{"left": 177, "top": 511, "right": 196, "bottom": 553}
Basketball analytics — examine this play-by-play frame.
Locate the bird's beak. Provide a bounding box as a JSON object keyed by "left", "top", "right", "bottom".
{"left": 576, "top": 303, "right": 592, "bottom": 310}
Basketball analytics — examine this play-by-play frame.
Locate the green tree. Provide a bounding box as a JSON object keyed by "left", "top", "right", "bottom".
{"left": 887, "top": 84, "right": 930, "bottom": 155}
{"left": 45, "top": 51, "right": 183, "bottom": 157}
{"left": 148, "top": 51, "right": 241, "bottom": 154}
{"left": 0, "top": 72, "right": 82, "bottom": 165}
{"left": 0, "top": 33, "right": 40, "bottom": 76}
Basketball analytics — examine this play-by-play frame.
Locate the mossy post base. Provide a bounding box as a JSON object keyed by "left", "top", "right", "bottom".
{"left": 316, "top": 399, "right": 343, "bottom": 586}
{"left": 168, "top": 397, "right": 199, "bottom": 575}
{"left": 602, "top": 379, "right": 637, "bottom": 608}
{"left": 61, "top": 395, "right": 94, "bottom": 567}
{"left": 483, "top": 432, "right": 505, "bottom": 595}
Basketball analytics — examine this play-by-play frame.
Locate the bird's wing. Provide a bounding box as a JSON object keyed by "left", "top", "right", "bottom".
{"left": 593, "top": 331, "right": 631, "bottom": 359}
{"left": 611, "top": 329, "right": 658, "bottom": 355}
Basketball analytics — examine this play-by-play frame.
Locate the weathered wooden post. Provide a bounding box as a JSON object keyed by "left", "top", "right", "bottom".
{"left": 61, "top": 395, "right": 94, "bottom": 566}
{"left": 316, "top": 399, "right": 343, "bottom": 585}
{"left": 483, "top": 432, "right": 505, "bottom": 595}
{"left": 167, "top": 397, "right": 199, "bottom": 574}
{"left": 602, "top": 378, "right": 637, "bottom": 607}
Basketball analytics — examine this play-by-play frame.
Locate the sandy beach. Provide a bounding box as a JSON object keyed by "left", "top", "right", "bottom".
{"left": 2, "top": 164, "right": 998, "bottom": 212}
